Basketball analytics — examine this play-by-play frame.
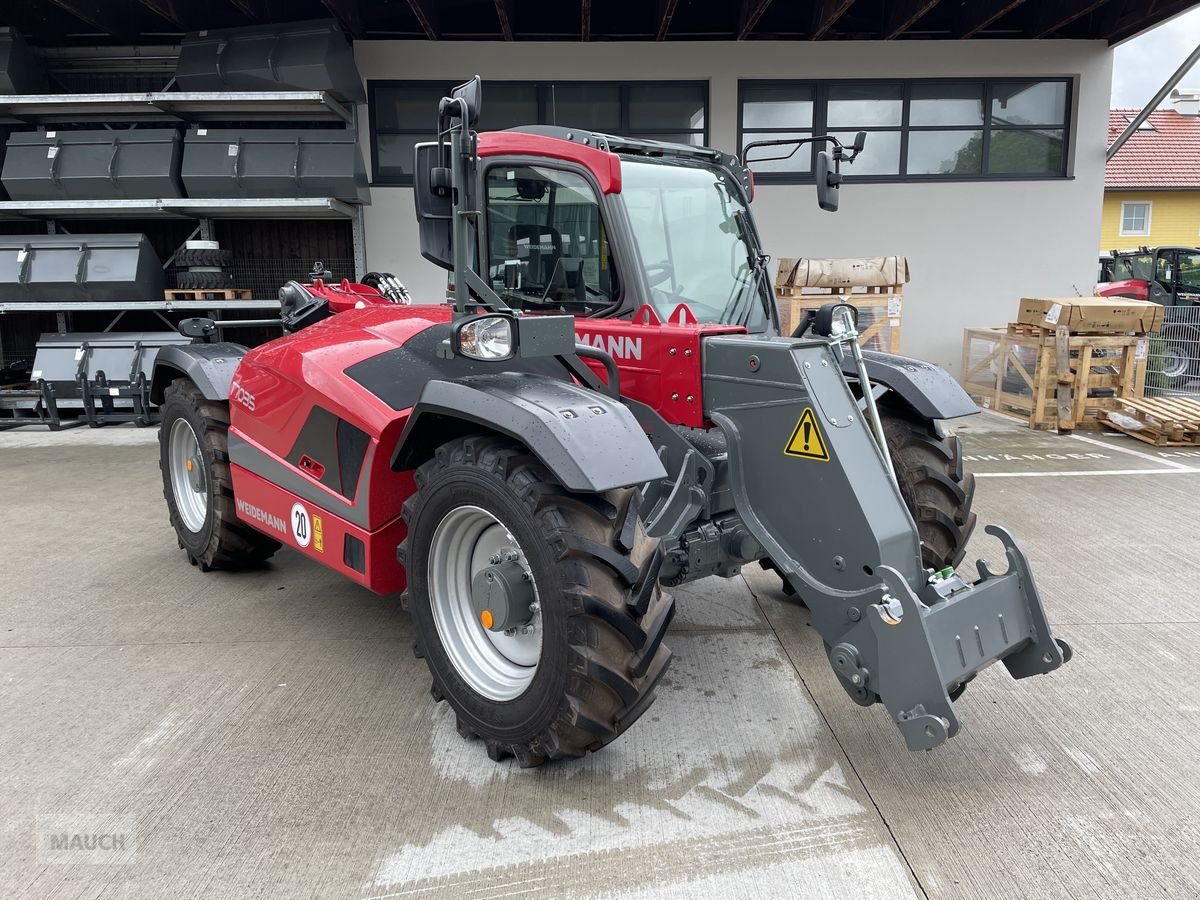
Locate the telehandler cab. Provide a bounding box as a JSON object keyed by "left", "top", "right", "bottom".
{"left": 153, "top": 77, "right": 1071, "bottom": 766}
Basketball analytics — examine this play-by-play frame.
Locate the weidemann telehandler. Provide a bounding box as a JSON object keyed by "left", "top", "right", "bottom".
{"left": 152, "top": 78, "right": 1071, "bottom": 766}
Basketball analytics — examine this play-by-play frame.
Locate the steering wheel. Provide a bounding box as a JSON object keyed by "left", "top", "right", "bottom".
{"left": 644, "top": 262, "right": 675, "bottom": 288}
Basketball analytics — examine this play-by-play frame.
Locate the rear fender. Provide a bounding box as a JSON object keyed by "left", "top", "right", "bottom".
{"left": 842, "top": 351, "right": 978, "bottom": 421}
{"left": 392, "top": 373, "right": 667, "bottom": 492}
{"left": 150, "top": 342, "right": 247, "bottom": 404}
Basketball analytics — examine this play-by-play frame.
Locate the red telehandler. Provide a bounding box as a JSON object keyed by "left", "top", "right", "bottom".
{"left": 152, "top": 78, "right": 1070, "bottom": 766}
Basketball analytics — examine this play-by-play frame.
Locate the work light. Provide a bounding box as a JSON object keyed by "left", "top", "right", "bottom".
{"left": 454, "top": 314, "right": 515, "bottom": 360}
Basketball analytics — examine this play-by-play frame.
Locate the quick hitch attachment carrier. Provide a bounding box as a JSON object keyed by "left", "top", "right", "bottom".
{"left": 835, "top": 525, "right": 1072, "bottom": 750}
{"left": 702, "top": 330, "right": 1073, "bottom": 753}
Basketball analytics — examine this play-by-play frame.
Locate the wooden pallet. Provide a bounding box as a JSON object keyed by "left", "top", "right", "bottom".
{"left": 164, "top": 288, "right": 252, "bottom": 301}
{"left": 960, "top": 326, "right": 1148, "bottom": 432}
{"left": 1103, "top": 396, "right": 1200, "bottom": 446}
{"left": 1006, "top": 322, "right": 1145, "bottom": 338}
{"left": 775, "top": 284, "right": 903, "bottom": 353}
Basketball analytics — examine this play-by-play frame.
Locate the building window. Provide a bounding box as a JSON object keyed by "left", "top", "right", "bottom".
{"left": 738, "top": 78, "right": 1072, "bottom": 184}
{"left": 368, "top": 80, "right": 708, "bottom": 185}
{"left": 1120, "top": 201, "right": 1151, "bottom": 236}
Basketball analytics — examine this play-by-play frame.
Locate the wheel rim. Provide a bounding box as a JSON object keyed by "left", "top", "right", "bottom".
{"left": 427, "top": 505, "right": 542, "bottom": 701}
{"left": 1161, "top": 346, "right": 1189, "bottom": 379}
{"left": 168, "top": 418, "right": 208, "bottom": 533}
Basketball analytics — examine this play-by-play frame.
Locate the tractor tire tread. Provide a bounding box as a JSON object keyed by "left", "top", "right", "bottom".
{"left": 400, "top": 432, "right": 673, "bottom": 767}
{"left": 159, "top": 378, "right": 280, "bottom": 570}
{"left": 176, "top": 269, "right": 235, "bottom": 290}
{"left": 882, "top": 410, "right": 978, "bottom": 571}
{"left": 176, "top": 248, "right": 233, "bottom": 268}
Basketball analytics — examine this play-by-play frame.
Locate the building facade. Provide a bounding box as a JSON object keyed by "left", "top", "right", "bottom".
{"left": 355, "top": 39, "right": 1113, "bottom": 371}
{"left": 1102, "top": 99, "right": 1200, "bottom": 252}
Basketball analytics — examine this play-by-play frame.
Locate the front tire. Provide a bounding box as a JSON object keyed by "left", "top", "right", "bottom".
{"left": 158, "top": 378, "right": 280, "bottom": 571}
{"left": 399, "top": 434, "right": 673, "bottom": 767}
{"left": 882, "top": 408, "right": 977, "bottom": 571}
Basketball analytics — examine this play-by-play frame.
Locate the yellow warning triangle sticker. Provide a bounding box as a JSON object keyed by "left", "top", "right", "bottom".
{"left": 784, "top": 408, "right": 830, "bottom": 461}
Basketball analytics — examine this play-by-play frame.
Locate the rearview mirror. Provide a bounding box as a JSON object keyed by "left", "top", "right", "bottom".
{"left": 414, "top": 142, "right": 453, "bottom": 270}
{"left": 445, "top": 75, "right": 482, "bottom": 126}
{"left": 816, "top": 150, "right": 842, "bottom": 212}
{"left": 178, "top": 317, "right": 217, "bottom": 340}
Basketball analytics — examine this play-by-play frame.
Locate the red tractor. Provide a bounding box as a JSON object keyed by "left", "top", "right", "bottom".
{"left": 1096, "top": 246, "right": 1200, "bottom": 387}
{"left": 152, "top": 78, "right": 1070, "bottom": 766}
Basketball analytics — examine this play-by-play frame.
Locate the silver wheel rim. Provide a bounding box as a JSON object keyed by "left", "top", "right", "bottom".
{"left": 168, "top": 418, "right": 208, "bottom": 533}
{"left": 427, "top": 505, "right": 542, "bottom": 701}
{"left": 1162, "top": 346, "right": 1189, "bottom": 379}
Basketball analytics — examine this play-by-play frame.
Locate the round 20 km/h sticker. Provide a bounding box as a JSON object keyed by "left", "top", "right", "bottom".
{"left": 291, "top": 502, "right": 312, "bottom": 548}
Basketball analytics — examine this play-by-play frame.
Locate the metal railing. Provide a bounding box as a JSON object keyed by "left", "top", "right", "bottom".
{"left": 1146, "top": 305, "right": 1200, "bottom": 398}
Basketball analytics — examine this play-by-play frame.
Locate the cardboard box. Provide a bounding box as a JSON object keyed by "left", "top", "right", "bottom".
{"left": 1016, "top": 297, "right": 1165, "bottom": 335}
{"left": 776, "top": 256, "right": 909, "bottom": 290}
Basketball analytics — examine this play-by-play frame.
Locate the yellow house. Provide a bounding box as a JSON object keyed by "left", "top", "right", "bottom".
{"left": 1102, "top": 102, "right": 1200, "bottom": 251}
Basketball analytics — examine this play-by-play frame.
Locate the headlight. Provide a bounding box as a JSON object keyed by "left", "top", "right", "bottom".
{"left": 454, "top": 314, "right": 515, "bottom": 360}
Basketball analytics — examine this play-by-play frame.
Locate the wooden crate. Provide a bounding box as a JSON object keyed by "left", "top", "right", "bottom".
{"left": 1103, "top": 397, "right": 1200, "bottom": 446}
{"left": 164, "top": 288, "right": 253, "bottom": 301}
{"left": 960, "top": 325, "right": 1148, "bottom": 432}
{"left": 775, "top": 284, "right": 903, "bottom": 353}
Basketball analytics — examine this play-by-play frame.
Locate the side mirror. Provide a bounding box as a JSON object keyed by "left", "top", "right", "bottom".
{"left": 446, "top": 75, "right": 482, "bottom": 126}
{"left": 816, "top": 150, "right": 842, "bottom": 212}
{"left": 852, "top": 131, "right": 866, "bottom": 153}
{"left": 413, "top": 142, "right": 453, "bottom": 270}
{"left": 178, "top": 317, "right": 217, "bottom": 340}
{"left": 812, "top": 302, "right": 858, "bottom": 338}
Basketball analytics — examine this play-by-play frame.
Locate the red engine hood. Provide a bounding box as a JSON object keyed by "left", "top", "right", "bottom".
{"left": 1095, "top": 279, "right": 1149, "bottom": 302}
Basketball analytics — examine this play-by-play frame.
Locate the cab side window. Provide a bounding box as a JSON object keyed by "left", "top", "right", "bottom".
{"left": 485, "top": 165, "right": 616, "bottom": 313}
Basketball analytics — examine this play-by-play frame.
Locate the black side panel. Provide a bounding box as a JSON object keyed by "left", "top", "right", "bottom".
{"left": 843, "top": 351, "right": 979, "bottom": 421}
{"left": 344, "top": 323, "right": 566, "bottom": 411}
{"left": 337, "top": 418, "right": 372, "bottom": 501}
{"left": 393, "top": 374, "right": 667, "bottom": 493}
{"left": 286, "top": 405, "right": 344, "bottom": 495}
{"left": 151, "top": 342, "right": 247, "bottom": 404}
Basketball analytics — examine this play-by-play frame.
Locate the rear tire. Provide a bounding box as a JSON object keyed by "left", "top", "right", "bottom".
{"left": 881, "top": 408, "right": 977, "bottom": 571}
{"left": 158, "top": 378, "right": 280, "bottom": 571}
{"left": 399, "top": 434, "right": 673, "bottom": 767}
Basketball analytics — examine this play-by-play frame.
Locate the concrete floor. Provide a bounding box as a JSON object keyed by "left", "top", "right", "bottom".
{"left": 1, "top": 412, "right": 1198, "bottom": 899}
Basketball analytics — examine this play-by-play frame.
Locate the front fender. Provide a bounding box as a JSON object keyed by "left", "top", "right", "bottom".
{"left": 392, "top": 373, "right": 668, "bottom": 493}
{"left": 150, "top": 342, "right": 247, "bottom": 404}
{"left": 843, "top": 350, "right": 978, "bottom": 420}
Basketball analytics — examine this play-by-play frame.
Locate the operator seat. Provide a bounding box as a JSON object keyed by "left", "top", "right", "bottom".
{"left": 505, "top": 223, "right": 564, "bottom": 291}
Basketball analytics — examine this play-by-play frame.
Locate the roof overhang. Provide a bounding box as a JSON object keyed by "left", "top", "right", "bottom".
{"left": 3, "top": 0, "right": 1195, "bottom": 46}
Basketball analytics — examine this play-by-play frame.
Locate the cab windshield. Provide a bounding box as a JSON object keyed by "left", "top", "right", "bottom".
{"left": 621, "top": 158, "right": 769, "bottom": 330}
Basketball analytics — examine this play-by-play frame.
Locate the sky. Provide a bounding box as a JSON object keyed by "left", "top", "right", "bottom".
{"left": 1112, "top": 6, "right": 1200, "bottom": 109}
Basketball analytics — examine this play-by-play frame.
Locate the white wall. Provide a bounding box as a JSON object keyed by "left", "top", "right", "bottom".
{"left": 354, "top": 39, "right": 1113, "bottom": 371}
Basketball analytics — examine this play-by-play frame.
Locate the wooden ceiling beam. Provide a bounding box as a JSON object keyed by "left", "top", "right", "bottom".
{"left": 738, "top": 0, "right": 775, "bottom": 40}
{"left": 657, "top": 0, "right": 680, "bottom": 40}
{"left": 44, "top": 0, "right": 137, "bottom": 41}
{"left": 406, "top": 0, "right": 439, "bottom": 40}
{"left": 884, "top": 0, "right": 942, "bottom": 39}
{"left": 810, "top": 0, "right": 855, "bottom": 41}
{"left": 956, "top": 0, "right": 1026, "bottom": 38}
{"left": 494, "top": 0, "right": 515, "bottom": 40}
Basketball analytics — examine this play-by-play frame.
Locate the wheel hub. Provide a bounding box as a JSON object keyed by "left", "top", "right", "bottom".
{"left": 471, "top": 557, "right": 536, "bottom": 633}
